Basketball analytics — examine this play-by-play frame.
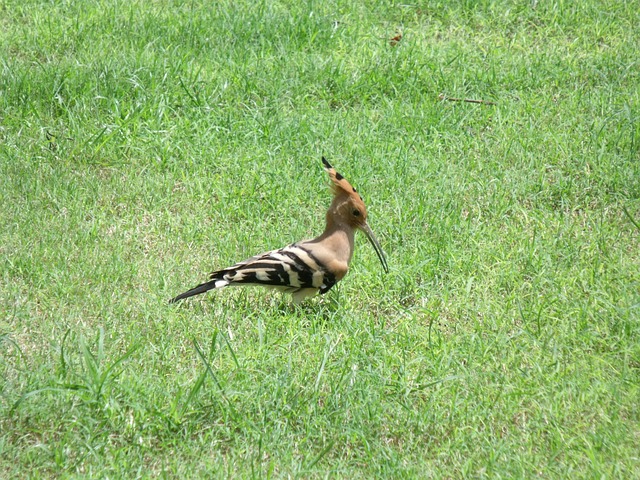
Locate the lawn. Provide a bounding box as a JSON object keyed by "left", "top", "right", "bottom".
{"left": 1, "top": 0, "right": 639, "bottom": 477}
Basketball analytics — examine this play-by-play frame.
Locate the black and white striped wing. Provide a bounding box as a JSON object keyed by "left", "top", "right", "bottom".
{"left": 169, "top": 243, "right": 338, "bottom": 303}
{"left": 212, "top": 244, "right": 337, "bottom": 294}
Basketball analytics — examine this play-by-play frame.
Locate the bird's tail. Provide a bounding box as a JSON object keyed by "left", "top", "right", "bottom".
{"left": 169, "top": 275, "right": 230, "bottom": 303}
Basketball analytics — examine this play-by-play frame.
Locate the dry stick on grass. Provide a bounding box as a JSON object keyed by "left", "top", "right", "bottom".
{"left": 438, "top": 94, "right": 497, "bottom": 105}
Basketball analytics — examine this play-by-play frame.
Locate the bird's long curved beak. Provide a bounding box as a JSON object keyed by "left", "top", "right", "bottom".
{"left": 361, "top": 223, "right": 389, "bottom": 273}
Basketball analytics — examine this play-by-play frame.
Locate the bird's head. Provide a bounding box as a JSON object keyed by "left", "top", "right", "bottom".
{"left": 322, "top": 157, "right": 389, "bottom": 273}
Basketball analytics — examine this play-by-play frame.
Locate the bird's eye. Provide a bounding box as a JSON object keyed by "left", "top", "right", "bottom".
{"left": 352, "top": 209, "right": 361, "bottom": 217}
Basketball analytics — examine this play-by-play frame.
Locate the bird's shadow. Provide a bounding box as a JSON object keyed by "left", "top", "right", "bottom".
{"left": 169, "top": 289, "right": 343, "bottom": 324}
{"left": 272, "top": 295, "right": 340, "bottom": 322}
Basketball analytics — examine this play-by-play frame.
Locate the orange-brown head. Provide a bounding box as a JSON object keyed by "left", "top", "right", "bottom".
{"left": 322, "top": 157, "right": 389, "bottom": 273}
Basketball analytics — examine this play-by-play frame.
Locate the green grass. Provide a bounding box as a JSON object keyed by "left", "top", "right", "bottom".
{"left": 1, "top": 0, "right": 639, "bottom": 477}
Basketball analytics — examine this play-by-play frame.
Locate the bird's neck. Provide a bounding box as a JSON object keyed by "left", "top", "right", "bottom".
{"left": 313, "top": 215, "right": 356, "bottom": 264}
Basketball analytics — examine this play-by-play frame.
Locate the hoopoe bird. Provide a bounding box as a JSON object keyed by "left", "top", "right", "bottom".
{"left": 169, "top": 157, "right": 388, "bottom": 304}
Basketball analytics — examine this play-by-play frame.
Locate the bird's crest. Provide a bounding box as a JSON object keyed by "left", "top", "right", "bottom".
{"left": 322, "top": 156, "right": 363, "bottom": 201}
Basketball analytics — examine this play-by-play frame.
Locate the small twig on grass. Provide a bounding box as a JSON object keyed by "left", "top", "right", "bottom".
{"left": 439, "top": 94, "right": 496, "bottom": 105}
